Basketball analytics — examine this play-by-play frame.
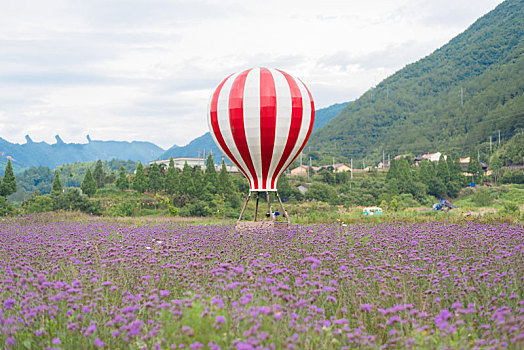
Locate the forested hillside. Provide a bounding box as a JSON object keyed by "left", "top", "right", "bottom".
{"left": 309, "top": 0, "right": 524, "bottom": 162}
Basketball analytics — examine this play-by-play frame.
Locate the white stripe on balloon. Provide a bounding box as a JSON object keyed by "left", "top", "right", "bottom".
{"left": 242, "top": 68, "right": 262, "bottom": 189}
{"left": 277, "top": 78, "right": 312, "bottom": 179}
{"left": 216, "top": 72, "right": 254, "bottom": 187}
{"left": 267, "top": 68, "right": 292, "bottom": 189}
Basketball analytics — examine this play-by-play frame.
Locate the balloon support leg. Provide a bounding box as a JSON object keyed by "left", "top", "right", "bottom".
{"left": 236, "top": 191, "right": 290, "bottom": 229}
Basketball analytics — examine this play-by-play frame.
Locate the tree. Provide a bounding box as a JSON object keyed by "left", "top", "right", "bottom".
{"left": 132, "top": 162, "right": 149, "bottom": 193}
{"left": 448, "top": 155, "right": 466, "bottom": 185}
{"left": 436, "top": 155, "right": 451, "bottom": 184}
{"left": 277, "top": 175, "right": 301, "bottom": 201}
{"left": 165, "top": 157, "right": 179, "bottom": 194}
{"left": 204, "top": 154, "right": 218, "bottom": 194}
{"left": 1, "top": 159, "right": 17, "bottom": 197}
{"left": 81, "top": 169, "right": 97, "bottom": 197}
{"left": 490, "top": 155, "right": 502, "bottom": 185}
{"left": 386, "top": 158, "right": 414, "bottom": 194}
{"left": 93, "top": 160, "right": 106, "bottom": 188}
{"left": 148, "top": 163, "right": 163, "bottom": 193}
{"left": 51, "top": 171, "right": 63, "bottom": 194}
{"left": 218, "top": 160, "right": 232, "bottom": 195}
{"left": 467, "top": 155, "right": 483, "bottom": 184}
{"left": 116, "top": 166, "right": 129, "bottom": 191}
{"left": 179, "top": 162, "right": 193, "bottom": 195}
{"left": 305, "top": 182, "right": 338, "bottom": 204}
{"left": 190, "top": 166, "right": 204, "bottom": 197}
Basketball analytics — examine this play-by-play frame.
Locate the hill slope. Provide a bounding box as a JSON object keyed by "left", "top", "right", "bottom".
{"left": 308, "top": 0, "right": 524, "bottom": 161}
{"left": 0, "top": 135, "right": 164, "bottom": 173}
{"left": 159, "top": 102, "right": 350, "bottom": 161}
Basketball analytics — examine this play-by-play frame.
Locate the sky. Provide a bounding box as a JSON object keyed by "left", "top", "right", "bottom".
{"left": 0, "top": 0, "right": 504, "bottom": 149}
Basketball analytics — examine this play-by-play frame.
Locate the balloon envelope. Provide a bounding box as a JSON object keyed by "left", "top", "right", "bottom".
{"left": 207, "top": 67, "right": 314, "bottom": 191}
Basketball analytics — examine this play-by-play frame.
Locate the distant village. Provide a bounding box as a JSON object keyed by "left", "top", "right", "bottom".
{"left": 150, "top": 151, "right": 491, "bottom": 177}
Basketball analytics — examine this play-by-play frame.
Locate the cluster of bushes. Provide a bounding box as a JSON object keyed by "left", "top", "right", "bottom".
{"left": 22, "top": 189, "right": 102, "bottom": 215}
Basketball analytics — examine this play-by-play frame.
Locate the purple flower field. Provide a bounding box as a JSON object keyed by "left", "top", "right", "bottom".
{"left": 1, "top": 216, "right": 523, "bottom": 349}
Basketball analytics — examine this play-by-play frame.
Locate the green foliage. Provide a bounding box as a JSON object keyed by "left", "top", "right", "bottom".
{"left": 494, "top": 133, "right": 524, "bottom": 166}
{"left": 501, "top": 169, "right": 524, "bottom": 184}
{"left": 51, "top": 171, "right": 63, "bottom": 194}
{"left": 178, "top": 162, "right": 193, "bottom": 195}
{"left": 502, "top": 201, "right": 520, "bottom": 216}
{"left": 0, "top": 195, "right": 16, "bottom": 216}
{"left": 0, "top": 160, "right": 17, "bottom": 197}
{"left": 56, "top": 189, "right": 102, "bottom": 215}
{"left": 93, "top": 160, "right": 106, "bottom": 188}
{"left": 277, "top": 175, "right": 302, "bottom": 201}
{"left": 24, "top": 195, "right": 54, "bottom": 213}
{"left": 81, "top": 169, "right": 97, "bottom": 197}
{"left": 23, "top": 189, "right": 102, "bottom": 215}
{"left": 489, "top": 155, "right": 503, "bottom": 184}
{"left": 165, "top": 157, "right": 178, "bottom": 194}
{"left": 211, "top": 194, "right": 226, "bottom": 217}
{"left": 114, "top": 200, "right": 137, "bottom": 217}
{"left": 305, "top": 182, "right": 338, "bottom": 204}
{"left": 148, "top": 163, "right": 163, "bottom": 193}
{"left": 180, "top": 198, "right": 211, "bottom": 217}
{"left": 204, "top": 154, "right": 218, "bottom": 194}
{"left": 132, "top": 162, "right": 149, "bottom": 193}
{"left": 473, "top": 188, "right": 493, "bottom": 207}
{"left": 116, "top": 166, "right": 129, "bottom": 191}
{"left": 167, "top": 204, "right": 179, "bottom": 216}
{"left": 467, "top": 155, "right": 483, "bottom": 183}
{"left": 218, "top": 160, "right": 232, "bottom": 195}
{"left": 390, "top": 198, "right": 399, "bottom": 212}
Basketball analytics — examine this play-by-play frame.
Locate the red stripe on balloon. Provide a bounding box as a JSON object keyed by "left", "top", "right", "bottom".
{"left": 283, "top": 80, "right": 315, "bottom": 170}
{"left": 229, "top": 69, "right": 259, "bottom": 190}
{"left": 271, "top": 70, "right": 303, "bottom": 188}
{"left": 209, "top": 74, "right": 252, "bottom": 186}
{"left": 259, "top": 68, "right": 277, "bottom": 189}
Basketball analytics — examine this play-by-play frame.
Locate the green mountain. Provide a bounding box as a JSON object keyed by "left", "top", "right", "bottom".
{"left": 0, "top": 135, "right": 164, "bottom": 173}
{"left": 308, "top": 0, "right": 524, "bottom": 162}
{"left": 159, "top": 102, "right": 350, "bottom": 162}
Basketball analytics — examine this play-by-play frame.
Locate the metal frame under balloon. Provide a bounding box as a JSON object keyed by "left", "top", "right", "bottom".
{"left": 237, "top": 191, "right": 291, "bottom": 226}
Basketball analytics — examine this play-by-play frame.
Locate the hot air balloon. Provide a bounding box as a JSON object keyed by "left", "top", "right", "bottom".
{"left": 207, "top": 67, "right": 314, "bottom": 225}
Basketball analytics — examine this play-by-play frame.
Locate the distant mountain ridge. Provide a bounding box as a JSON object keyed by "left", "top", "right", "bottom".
{"left": 309, "top": 0, "right": 524, "bottom": 161}
{"left": 0, "top": 135, "right": 164, "bottom": 173}
{"left": 158, "top": 102, "right": 350, "bottom": 162}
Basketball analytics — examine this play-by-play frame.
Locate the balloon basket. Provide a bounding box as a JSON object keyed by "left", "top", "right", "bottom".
{"left": 236, "top": 191, "right": 291, "bottom": 230}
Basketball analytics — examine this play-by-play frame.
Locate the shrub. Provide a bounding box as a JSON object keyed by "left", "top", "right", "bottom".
{"left": 305, "top": 182, "right": 338, "bottom": 204}
{"left": 0, "top": 196, "right": 16, "bottom": 216}
{"left": 473, "top": 188, "right": 493, "bottom": 207}
{"left": 24, "top": 196, "right": 53, "bottom": 214}
{"left": 502, "top": 201, "right": 520, "bottom": 216}
{"left": 115, "top": 201, "right": 137, "bottom": 217}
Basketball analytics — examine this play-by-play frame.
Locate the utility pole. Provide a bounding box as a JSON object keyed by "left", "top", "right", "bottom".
{"left": 478, "top": 149, "right": 480, "bottom": 162}
{"left": 300, "top": 153, "right": 303, "bottom": 167}
{"left": 332, "top": 157, "right": 335, "bottom": 168}
{"left": 489, "top": 136, "right": 492, "bottom": 155}
{"left": 382, "top": 150, "right": 385, "bottom": 169}
{"left": 350, "top": 158, "right": 353, "bottom": 179}
{"left": 309, "top": 157, "right": 312, "bottom": 180}
{"left": 388, "top": 154, "right": 390, "bottom": 167}
{"left": 498, "top": 130, "right": 501, "bottom": 146}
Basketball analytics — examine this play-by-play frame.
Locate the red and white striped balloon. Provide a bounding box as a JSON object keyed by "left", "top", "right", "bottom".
{"left": 207, "top": 67, "right": 315, "bottom": 191}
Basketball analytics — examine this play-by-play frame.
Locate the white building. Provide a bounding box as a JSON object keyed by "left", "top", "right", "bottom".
{"left": 421, "top": 152, "right": 447, "bottom": 162}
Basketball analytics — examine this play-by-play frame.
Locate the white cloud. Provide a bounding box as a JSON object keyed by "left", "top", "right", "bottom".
{"left": 0, "top": 0, "right": 504, "bottom": 149}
